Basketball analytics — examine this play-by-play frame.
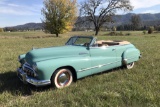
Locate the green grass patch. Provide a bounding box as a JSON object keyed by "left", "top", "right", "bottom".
{"left": 0, "top": 31, "right": 160, "bottom": 107}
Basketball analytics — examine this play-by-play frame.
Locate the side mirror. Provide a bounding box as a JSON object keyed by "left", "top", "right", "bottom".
{"left": 86, "top": 43, "right": 90, "bottom": 50}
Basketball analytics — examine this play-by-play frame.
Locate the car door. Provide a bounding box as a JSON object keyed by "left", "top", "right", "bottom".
{"left": 89, "top": 46, "right": 117, "bottom": 74}
{"left": 75, "top": 48, "right": 92, "bottom": 79}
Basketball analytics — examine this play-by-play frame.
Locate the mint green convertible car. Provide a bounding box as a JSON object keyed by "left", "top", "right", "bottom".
{"left": 17, "top": 36, "right": 141, "bottom": 88}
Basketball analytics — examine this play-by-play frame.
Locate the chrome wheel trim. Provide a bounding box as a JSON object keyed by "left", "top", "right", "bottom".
{"left": 54, "top": 69, "right": 73, "bottom": 88}
{"left": 126, "top": 62, "right": 134, "bottom": 69}
{"left": 57, "top": 72, "right": 70, "bottom": 86}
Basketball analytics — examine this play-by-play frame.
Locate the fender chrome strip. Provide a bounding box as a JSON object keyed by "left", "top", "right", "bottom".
{"left": 77, "top": 61, "right": 120, "bottom": 72}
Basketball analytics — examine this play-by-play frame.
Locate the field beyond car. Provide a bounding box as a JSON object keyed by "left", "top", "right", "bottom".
{"left": 17, "top": 36, "right": 141, "bottom": 88}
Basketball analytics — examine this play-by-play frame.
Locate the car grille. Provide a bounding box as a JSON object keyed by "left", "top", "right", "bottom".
{"left": 22, "top": 63, "right": 35, "bottom": 77}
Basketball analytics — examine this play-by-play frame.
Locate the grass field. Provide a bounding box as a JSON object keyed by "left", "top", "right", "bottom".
{"left": 0, "top": 31, "right": 160, "bottom": 107}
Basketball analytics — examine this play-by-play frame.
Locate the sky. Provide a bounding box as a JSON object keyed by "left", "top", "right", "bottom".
{"left": 0, "top": 0, "right": 160, "bottom": 27}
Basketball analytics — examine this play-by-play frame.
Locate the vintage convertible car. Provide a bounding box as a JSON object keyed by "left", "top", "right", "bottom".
{"left": 17, "top": 36, "right": 141, "bottom": 88}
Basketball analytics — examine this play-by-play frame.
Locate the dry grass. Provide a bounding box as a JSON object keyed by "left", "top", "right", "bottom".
{"left": 0, "top": 31, "right": 160, "bottom": 107}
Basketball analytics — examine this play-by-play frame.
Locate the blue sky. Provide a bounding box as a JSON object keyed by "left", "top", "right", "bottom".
{"left": 0, "top": 0, "right": 160, "bottom": 27}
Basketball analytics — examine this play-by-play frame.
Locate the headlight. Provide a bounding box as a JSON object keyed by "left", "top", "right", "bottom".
{"left": 18, "top": 54, "right": 26, "bottom": 64}
{"left": 32, "top": 63, "right": 37, "bottom": 71}
{"left": 18, "top": 55, "right": 21, "bottom": 62}
{"left": 32, "top": 63, "right": 38, "bottom": 77}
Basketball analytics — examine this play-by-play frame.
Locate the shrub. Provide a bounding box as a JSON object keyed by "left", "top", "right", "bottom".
{"left": 0, "top": 28, "right": 4, "bottom": 32}
{"left": 112, "top": 26, "right": 117, "bottom": 31}
{"left": 109, "top": 32, "right": 117, "bottom": 36}
{"left": 119, "top": 31, "right": 123, "bottom": 36}
{"left": 148, "top": 26, "right": 154, "bottom": 34}
{"left": 108, "top": 31, "right": 124, "bottom": 36}
{"left": 143, "top": 30, "right": 146, "bottom": 35}
{"left": 125, "top": 32, "right": 131, "bottom": 36}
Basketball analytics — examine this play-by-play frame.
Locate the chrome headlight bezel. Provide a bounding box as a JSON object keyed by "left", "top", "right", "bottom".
{"left": 32, "top": 63, "right": 38, "bottom": 77}
{"left": 32, "top": 63, "right": 37, "bottom": 71}
{"left": 18, "top": 55, "right": 21, "bottom": 62}
{"left": 18, "top": 55, "right": 26, "bottom": 63}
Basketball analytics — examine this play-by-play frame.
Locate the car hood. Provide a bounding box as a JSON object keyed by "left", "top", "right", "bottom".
{"left": 25, "top": 45, "right": 89, "bottom": 64}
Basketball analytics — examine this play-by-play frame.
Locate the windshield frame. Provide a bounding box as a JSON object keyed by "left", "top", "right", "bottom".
{"left": 65, "top": 36, "right": 95, "bottom": 47}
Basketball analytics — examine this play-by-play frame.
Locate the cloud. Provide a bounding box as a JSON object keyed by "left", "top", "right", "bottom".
{"left": 0, "top": 0, "right": 43, "bottom": 27}
{"left": 8, "top": 3, "right": 20, "bottom": 7}
{"left": 0, "top": 1, "right": 42, "bottom": 16}
{"left": 130, "top": 0, "right": 160, "bottom": 9}
{"left": 141, "top": 10, "right": 159, "bottom": 14}
{"left": 0, "top": 7, "right": 36, "bottom": 15}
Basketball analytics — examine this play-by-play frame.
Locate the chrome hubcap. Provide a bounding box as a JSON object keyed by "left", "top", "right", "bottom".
{"left": 128, "top": 62, "right": 133, "bottom": 67}
{"left": 57, "top": 72, "right": 69, "bottom": 86}
{"left": 127, "top": 62, "right": 134, "bottom": 69}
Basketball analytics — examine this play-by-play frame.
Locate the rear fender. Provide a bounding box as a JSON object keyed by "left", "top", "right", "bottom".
{"left": 122, "top": 48, "right": 140, "bottom": 65}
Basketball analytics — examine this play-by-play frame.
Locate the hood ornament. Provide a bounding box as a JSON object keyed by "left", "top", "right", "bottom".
{"left": 32, "top": 46, "right": 38, "bottom": 50}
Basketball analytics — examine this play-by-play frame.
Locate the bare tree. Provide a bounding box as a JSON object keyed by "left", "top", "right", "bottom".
{"left": 0, "top": 28, "right": 4, "bottom": 32}
{"left": 80, "top": 0, "right": 133, "bottom": 35}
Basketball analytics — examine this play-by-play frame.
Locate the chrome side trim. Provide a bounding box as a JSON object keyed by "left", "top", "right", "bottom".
{"left": 78, "top": 61, "right": 120, "bottom": 72}
{"left": 123, "top": 59, "right": 127, "bottom": 65}
{"left": 17, "top": 68, "right": 51, "bottom": 87}
{"left": 123, "top": 56, "right": 139, "bottom": 65}
{"left": 78, "top": 64, "right": 106, "bottom": 72}
{"left": 79, "top": 52, "right": 88, "bottom": 55}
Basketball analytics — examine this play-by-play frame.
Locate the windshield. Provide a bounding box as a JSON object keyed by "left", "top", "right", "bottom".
{"left": 66, "top": 36, "right": 93, "bottom": 46}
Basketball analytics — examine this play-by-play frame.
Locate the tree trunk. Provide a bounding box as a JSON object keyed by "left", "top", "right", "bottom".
{"left": 56, "top": 33, "right": 59, "bottom": 37}
{"left": 95, "top": 27, "right": 99, "bottom": 36}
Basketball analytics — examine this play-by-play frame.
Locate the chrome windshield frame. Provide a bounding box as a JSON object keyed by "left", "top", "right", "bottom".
{"left": 65, "top": 36, "right": 95, "bottom": 46}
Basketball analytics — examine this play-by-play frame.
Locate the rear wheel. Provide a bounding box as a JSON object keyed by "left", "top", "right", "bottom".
{"left": 126, "top": 62, "right": 134, "bottom": 69}
{"left": 51, "top": 68, "right": 73, "bottom": 88}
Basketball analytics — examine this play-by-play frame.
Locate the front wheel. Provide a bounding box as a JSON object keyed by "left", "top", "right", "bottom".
{"left": 51, "top": 68, "right": 73, "bottom": 89}
{"left": 126, "top": 62, "right": 135, "bottom": 69}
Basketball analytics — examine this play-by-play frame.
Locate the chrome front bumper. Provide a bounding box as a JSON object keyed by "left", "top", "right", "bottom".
{"left": 17, "top": 68, "right": 51, "bottom": 87}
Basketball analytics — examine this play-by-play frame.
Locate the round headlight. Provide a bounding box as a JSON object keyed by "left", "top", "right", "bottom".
{"left": 32, "top": 63, "right": 37, "bottom": 71}
{"left": 32, "top": 63, "right": 38, "bottom": 77}
{"left": 18, "top": 55, "right": 21, "bottom": 62}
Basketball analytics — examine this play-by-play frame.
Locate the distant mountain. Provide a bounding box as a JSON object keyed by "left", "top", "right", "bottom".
{"left": 4, "top": 23, "right": 43, "bottom": 31}
{"left": 13, "top": 23, "right": 43, "bottom": 30}
{"left": 4, "top": 13, "right": 160, "bottom": 31}
{"left": 112, "top": 13, "right": 160, "bottom": 25}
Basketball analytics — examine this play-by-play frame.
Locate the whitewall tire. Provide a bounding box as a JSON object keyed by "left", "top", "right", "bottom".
{"left": 126, "top": 62, "right": 135, "bottom": 69}
{"left": 52, "top": 68, "right": 73, "bottom": 89}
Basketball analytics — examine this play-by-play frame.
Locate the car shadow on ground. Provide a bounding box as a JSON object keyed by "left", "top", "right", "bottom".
{"left": 0, "top": 71, "right": 51, "bottom": 96}
{"left": 0, "top": 68, "right": 123, "bottom": 96}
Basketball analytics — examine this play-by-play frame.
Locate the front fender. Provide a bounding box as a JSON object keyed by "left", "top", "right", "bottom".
{"left": 35, "top": 56, "right": 91, "bottom": 80}
{"left": 19, "top": 54, "right": 26, "bottom": 64}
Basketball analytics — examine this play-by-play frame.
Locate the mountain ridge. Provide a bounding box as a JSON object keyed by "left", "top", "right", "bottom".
{"left": 4, "top": 13, "right": 160, "bottom": 30}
